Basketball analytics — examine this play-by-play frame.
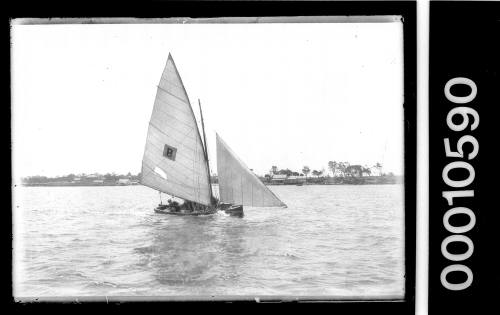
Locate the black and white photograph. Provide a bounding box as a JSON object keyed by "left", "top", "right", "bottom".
{"left": 11, "top": 16, "right": 409, "bottom": 301}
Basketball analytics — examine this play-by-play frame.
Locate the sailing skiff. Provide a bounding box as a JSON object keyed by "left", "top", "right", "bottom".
{"left": 140, "top": 53, "right": 286, "bottom": 216}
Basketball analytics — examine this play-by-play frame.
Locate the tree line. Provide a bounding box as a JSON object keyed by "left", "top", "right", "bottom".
{"left": 21, "top": 172, "right": 142, "bottom": 184}
{"left": 267, "top": 161, "right": 386, "bottom": 180}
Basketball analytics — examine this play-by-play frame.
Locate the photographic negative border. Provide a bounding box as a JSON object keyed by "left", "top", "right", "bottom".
{"left": 9, "top": 1, "right": 417, "bottom": 312}
{"left": 429, "top": 2, "right": 500, "bottom": 314}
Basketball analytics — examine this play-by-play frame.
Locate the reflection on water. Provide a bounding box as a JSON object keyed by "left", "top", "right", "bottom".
{"left": 14, "top": 184, "right": 404, "bottom": 297}
{"left": 144, "top": 213, "right": 249, "bottom": 294}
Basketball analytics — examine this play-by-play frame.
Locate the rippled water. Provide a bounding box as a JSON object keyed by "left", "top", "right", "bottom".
{"left": 13, "top": 184, "right": 404, "bottom": 299}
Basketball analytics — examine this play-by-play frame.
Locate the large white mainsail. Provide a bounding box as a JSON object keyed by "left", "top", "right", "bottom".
{"left": 216, "top": 134, "right": 286, "bottom": 207}
{"left": 141, "top": 54, "right": 212, "bottom": 206}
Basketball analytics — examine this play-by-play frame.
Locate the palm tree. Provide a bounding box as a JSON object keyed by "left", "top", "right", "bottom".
{"left": 302, "top": 166, "right": 310, "bottom": 182}
{"left": 374, "top": 162, "right": 383, "bottom": 176}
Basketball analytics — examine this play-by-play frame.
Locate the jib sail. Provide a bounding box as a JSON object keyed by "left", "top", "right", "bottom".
{"left": 216, "top": 133, "right": 286, "bottom": 207}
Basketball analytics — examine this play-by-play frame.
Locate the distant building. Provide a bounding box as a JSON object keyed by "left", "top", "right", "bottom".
{"left": 369, "top": 167, "right": 382, "bottom": 176}
{"left": 285, "top": 175, "right": 306, "bottom": 184}
{"left": 117, "top": 178, "right": 131, "bottom": 185}
{"left": 271, "top": 174, "right": 287, "bottom": 184}
{"left": 361, "top": 170, "right": 371, "bottom": 177}
{"left": 93, "top": 179, "right": 104, "bottom": 184}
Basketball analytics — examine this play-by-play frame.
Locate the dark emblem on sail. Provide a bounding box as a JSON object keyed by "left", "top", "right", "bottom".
{"left": 163, "top": 144, "right": 177, "bottom": 161}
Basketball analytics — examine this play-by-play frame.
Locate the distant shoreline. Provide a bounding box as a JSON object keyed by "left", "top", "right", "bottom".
{"left": 20, "top": 176, "right": 403, "bottom": 187}
{"left": 264, "top": 175, "right": 403, "bottom": 186}
{"left": 19, "top": 182, "right": 141, "bottom": 187}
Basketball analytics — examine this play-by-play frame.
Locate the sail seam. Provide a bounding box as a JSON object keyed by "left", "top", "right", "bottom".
{"left": 144, "top": 136, "right": 194, "bottom": 165}
{"left": 156, "top": 91, "right": 193, "bottom": 117}
{"left": 157, "top": 84, "right": 190, "bottom": 105}
{"left": 152, "top": 105, "right": 196, "bottom": 131}
{"left": 160, "top": 74, "right": 185, "bottom": 90}
{"left": 147, "top": 125, "right": 198, "bottom": 157}
{"left": 155, "top": 94, "right": 193, "bottom": 122}
{"left": 147, "top": 123, "right": 197, "bottom": 157}
{"left": 144, "top": 135, "right": 205, "bottom": 174}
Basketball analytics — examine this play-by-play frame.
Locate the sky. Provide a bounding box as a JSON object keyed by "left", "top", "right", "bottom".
{"left": 11, "top": 20, "right": 404, "bottom": 178}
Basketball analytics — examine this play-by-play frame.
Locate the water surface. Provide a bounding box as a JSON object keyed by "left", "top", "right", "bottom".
{"left": 13, "top": 184, "right": 405, "bottom": 298}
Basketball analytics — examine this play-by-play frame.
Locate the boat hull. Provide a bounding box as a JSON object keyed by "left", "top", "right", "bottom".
{"left": 154, "top": 203, "right": 243, "bottom": 217}
{"left": 154, "top": 206, "right": 218, "bottom": 216}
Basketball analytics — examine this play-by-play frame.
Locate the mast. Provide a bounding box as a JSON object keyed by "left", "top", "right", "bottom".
{"left": 198, "top": 99, "right": 215, "bottom": 205}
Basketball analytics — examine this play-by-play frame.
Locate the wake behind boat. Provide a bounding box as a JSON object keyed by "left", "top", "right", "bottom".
{"left": 140, "top": 53, "right": 286, "bottom": 217}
